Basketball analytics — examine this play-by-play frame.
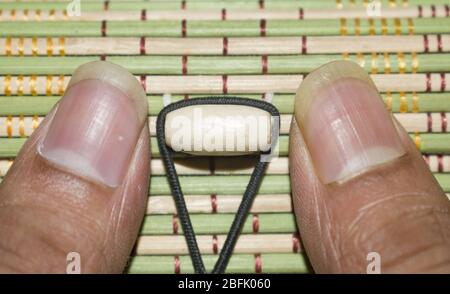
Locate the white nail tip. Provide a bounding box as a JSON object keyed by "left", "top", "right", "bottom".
{"left": 38, "top": 146, "right": 118, "bottom": 188}
{"left": 333, "top": 146, "right": 406, "bottom": 184}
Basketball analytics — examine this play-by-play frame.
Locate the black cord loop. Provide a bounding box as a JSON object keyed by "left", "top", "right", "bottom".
{"left": 156, "top": 96, "right": 280, "bottom": 274}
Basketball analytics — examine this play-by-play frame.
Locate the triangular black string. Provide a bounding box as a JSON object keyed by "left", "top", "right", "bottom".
{"left": 156, "top": 97, "right": 280, "bottom": 274}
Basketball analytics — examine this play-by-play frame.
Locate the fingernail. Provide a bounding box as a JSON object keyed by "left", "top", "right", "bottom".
{"left": 38, "top": 61, "right": 147, "bottom": 187}
{"left": 294, "top": 60, "right": 405, "bottom": 184}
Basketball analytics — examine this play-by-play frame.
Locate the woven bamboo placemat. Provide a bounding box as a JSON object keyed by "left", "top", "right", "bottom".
{"left": 0, "top": 0, "right": 449, "bottom": 273}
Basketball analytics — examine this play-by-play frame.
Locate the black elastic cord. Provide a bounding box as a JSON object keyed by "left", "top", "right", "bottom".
{"left": 156, "top": 96, "right": 280, "bottom": 274}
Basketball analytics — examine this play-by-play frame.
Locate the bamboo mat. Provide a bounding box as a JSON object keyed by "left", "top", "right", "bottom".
{"left": 0, "top": 0, "right": 450, "bottom": 274}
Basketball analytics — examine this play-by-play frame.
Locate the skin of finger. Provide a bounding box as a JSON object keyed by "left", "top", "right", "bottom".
{"left": 289, "top": 118, "right": 450, "bottom": 273}
{"left": 0, "top": 107, "right": 150, "bottom": 273}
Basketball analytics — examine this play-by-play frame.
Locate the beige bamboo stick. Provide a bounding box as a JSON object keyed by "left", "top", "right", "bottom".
{"left": 147, "top": 194, "right": 293, "bottom": 214}
{"left": 1, "top": 152, "right": 450, "bottom": 177}
{"left": 135, "top": 233, "right": 300, "bottom": 255}
{"left": 1, "top": 6, "right": 449, "bottom": 21}
{"left": 1, "top": 35, "right": 448, "bottom": 56}
{"left": 0, "top": 73, "right": 448, "bottom": 95}
{"left": 0, "top": 113, "right": 448, "bottom": 139}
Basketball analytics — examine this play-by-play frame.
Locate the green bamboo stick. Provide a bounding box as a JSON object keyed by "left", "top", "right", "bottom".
{"left": 140, "top": 213, "right": 297, "bottom": 235}
{"left": 2, "top": 0, "right": 449, "bottom": 11}
{"left": 2, "top": 173, "right": 450, "bottom": 194}
{"left": 1, "top": 54, "right": 449, "bottom": 75}
{"left": 1, "top": 18, "right": 449, "bottom": 37}
{"left": 126, "top": 253, "right": 309, "bottom": 274}
{"left": 2, "top": 134, "right": 450, "bottom": 158}
{"left": 2, "top": 93, "right": 450, "bottom": 116}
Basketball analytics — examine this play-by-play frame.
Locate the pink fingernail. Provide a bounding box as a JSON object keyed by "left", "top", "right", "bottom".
{"left": 38, "top": 61, "right": 147, "bottom": 187}
{"left": 294, "top": 61, "right": 405, "bottom": 184}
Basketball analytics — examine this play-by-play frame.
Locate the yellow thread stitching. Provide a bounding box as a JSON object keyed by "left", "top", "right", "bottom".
{"left": 403, "top": 0, "right": 409, "bottom": 7}
{"left": 49, "top": 9, "right": 55, "bottom": 20}
{"left": 10, "top": 9, "right": 16, "bottom": 21}
{"left": 18, "top": 37, "right": 24, "bottom": 56}
{"left": 0, "top": 9, "right": 2, "bottom": 21}
{"left": 363, "top": 0, "right": 369, "bottom": 8}
{"left": 342, "top": 52, "right": 349, "bottom": 60}
{"left": 336, "top": 0, "right": 343, "bottom": 9}
{"left": 357, "top": 52, "right": 365, "bottom": 67}
{"left": 6, "top": 115, "right": 12, "bottom": 137}
{"left": 32, "top": 115, "right": 39, "bottom": 130}
{"left": 35, "top": 9, "right": 41, "bottom": 21}
{"left": 46, "top": 75, "right": 53, "bottom": 96}
{"left": 407, "top": 18, "right": 414, "bottom": 35}
{"left": 411, "top": 52, "right": 418, "bottom": 73}
{"left": 4, "top": 75, "right": 11, "bottom": 96}
{"left": 394, "top": 18, "right": 401, "bottom": 35}
{"left": 32, "top": 37, "right": 38, "bottom": 56}
{"left": 63, "top": 9, "right": 68, "bottom": 21}
{"left": 389, "top": 0, "right": 397, "bottom": 8}
{"left": 59, "top": 37, "right": 65, "bottom": 56}
{"left": 19, "top": 115, "right": 25, "bottom": 137}
{"left": 23, "top": 9, "right": 28, "bottom": 21}
{"left": 5, "top": 37, "right": 12, "bottom": 56}
{"left": 371, "top": 52, "right": 378, "bottom": 74}
{"left": 17, "top": 75, "right": 23, "bottom": 95}
{"left": 397, "top": 52, "right": 405, "bottom": 74}
{"left": 414, "top": 133, "right": 421, "bottom": 149}
{"left": 30, "top": 75, "right": 37, "bottom": 96}
{"left": 354, "top": 18, "right": 360, "bottom": 36}
{"left": 349, "top": 0, "right": 356, "bottom": 8}
{"left": 381, "top": 18, "right": 388, "bottom": 35}
{"left": 412, "top": 92, "right": 419, "bottom": 112}
{"left": 58, "top": 75, "right": 65, "bottom": 95}
{"left": 47, "top": 37, "right": 53, "bottom": 56}
{"left": 399, "top": 92, "right": 408, "bottom": 112}
{"left": 340, "top": 18, "right": 347, "bottom": 36}
{"left": 385, "top": 92, "right": 393, "bottom": 111}
{"left": 384, "top": 52, "right": 391, "bottom": 74}
{"left": 368, "top": 18, "right": 375, "bottom": 35}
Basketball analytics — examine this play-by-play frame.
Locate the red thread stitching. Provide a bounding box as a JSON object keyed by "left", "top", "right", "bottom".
{"left": 100, "top": 54, "right": 106, "bottom": 61}
{"left": 418, "top": 5, "right": 423, "bottom": 17}
{"left": 260, "top": 19, "right": 266, "bottom": 37}
{"left": 221, "top": 8, "right": 227, "bottom": 20}
{"left": 446, "top": 4, "right": 450, "bottom": 17}
{"left": 437, "top": 34, "right": 443, "bottom": 52}
{"left": 182, "top": 55, "right": 188, "bottom": 75}
{"left": 301, "top": 36, "right": 307, "bottom": 54}
{"left": 259, "top": 0, "right": 265, "bottom": 9}
{"left": 255, "top": 254, "right": 262, "bottom": 273}
{"left": 101, "top": 20, "right": 107, "bottom": 37}
{"left": 181, "top": 19, "right": 187, "bottom": 37}
{"left": 140, "top": 37, "right": 145, "bottom": 55}
{"left": 184, "top": 94, "right": 189, "bottom": 101}
{"left": 210, "top": 194, "right": 217, "bottom": 213}
{"left": 438, "top": 155, "right": 444, "bottom": 172}
{"left": 172, "top": 214, "right": 179, "bottom": 234}
{"left": 427, "top": 112, "right": 432, "bottom": 133}
{"left": 431, "top": 5, "right": 436, "bottom": 18}
{"left": 223, "top": 37, "right": 228, "bottom": 55}
{"left": 299, "top": 8, "right": 304, "bottom": 20}
{"left": 141, "top": 9, "right": 147, "bottom": 21}
{"left": 222, "top": 75, "right": 228, "bottom": 94}
{"left": 252, "top": 214, "right": 260, "bottom": 233}
{"left": 292, "top": 233, "right": 300, "bottom": 253}
{"left": 262, "top": 55, "right": 268, "bottom": 74}
{"left": 174, "top": 256, "right": 181, "bottom": 274}
{"left": 441, "top": 72, "right": 446, "bottom": 92}
{"left": 103, "top": 0, "right": 109, "bottom": 11}
{"left": 140, "top": 75, "right": 146, "bottom": 91}
{"left": 212, "top": 235, "right": 219, "bottom": 254}
{"left": 181, "top": 0, "right": 186, "bottom": 10}
{"left": 442, "top": 112, "right": 448, "bottom": 132}
{"left": 423, "top": 35, "right": 429, "bottom": 53}
{"left": 426, "top": 73, "right": 431, "bottom": 92}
